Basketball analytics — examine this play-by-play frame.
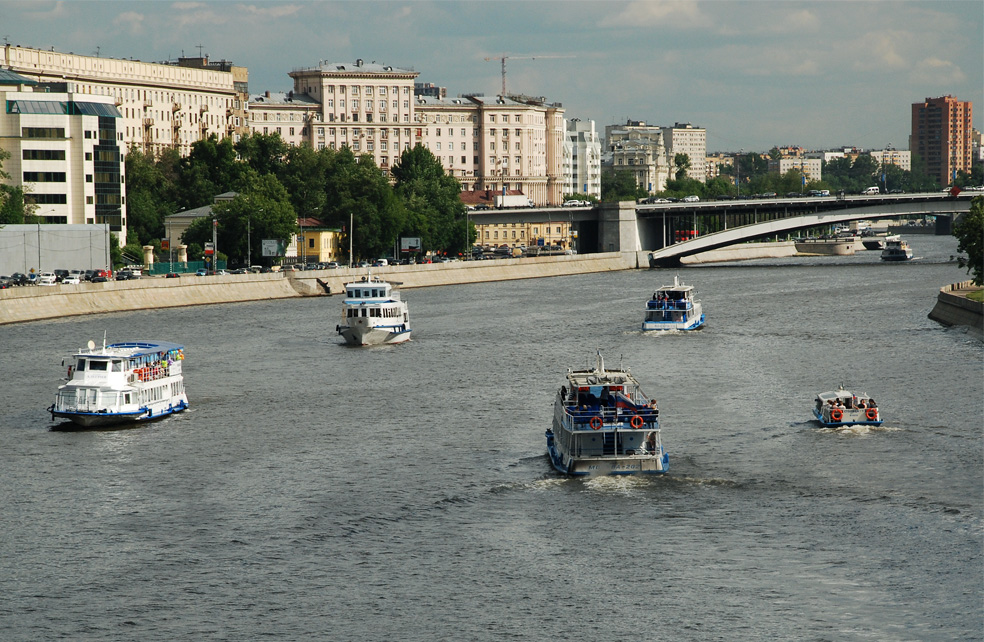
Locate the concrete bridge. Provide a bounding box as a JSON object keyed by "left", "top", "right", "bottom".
{"left": 482, "top": 191, "right": 977, "bottom": 267}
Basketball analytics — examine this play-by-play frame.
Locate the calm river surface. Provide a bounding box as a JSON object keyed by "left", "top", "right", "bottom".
{"left": 1, "top": 235, "right": 981, "bottom": 641}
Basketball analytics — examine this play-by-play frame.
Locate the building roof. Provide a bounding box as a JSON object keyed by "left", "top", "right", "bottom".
{"left": 292, "top": 60, "right": 416, "bottom": 76}
{"left": 249, "top": 91, "right": 318, "bottom": 106}
{"left": 0, "top": 68, "right": 37, "bottom": 85}
{"left": 166, "top": 204, "right": 213, "bottom": 221}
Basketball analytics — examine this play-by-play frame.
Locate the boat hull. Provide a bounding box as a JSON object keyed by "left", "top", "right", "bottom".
{"left": 338, "top": 321, "right": 411, "bottom": 346}
{"left": 642, "top": 313, "right": 705, "bottom": 332}
{"left": 812, "top": 407, "right": 882, "bottom": 428}
{"left": 880, "top": 252, "right": 913, "bottom": 261}
{"left": 547, "top": 420, "right": 669, "bottom": 477}
{"left": 51, "top": 398, "right": 188, "bottom": 428}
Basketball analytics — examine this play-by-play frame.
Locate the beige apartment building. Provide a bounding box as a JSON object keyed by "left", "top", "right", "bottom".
{"left": 867, "top": 148, "right": 911, "bottom": 172}
{"left": 662, "top": 122, "right": 707, "bottom": 183}
{"left": 1, "top": 45, "right": 249, "bottom": 158}
{"left": 605, "top": 121, "right": 670, "bottom": 193}
{"left": 248, "top": 59, "right": 567, "bottom": 205}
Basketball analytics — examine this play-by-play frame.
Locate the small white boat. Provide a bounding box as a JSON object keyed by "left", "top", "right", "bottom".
{"left": 642, "top": 276, "right": 705, "bottom": 331}
{"left": 546, "top": 351, "right": 668, "bottom": 476}
{"left": 336, "top": 272, "right": 411, "bottom": 345}
{"left": 880, "top": 237, "right": 913, "bottom": 261}
{"left": 813, "top": 386, "right": 882, "bottom": 427}
{"left": 50, "top": 338, "right": 189, "bottom": 427}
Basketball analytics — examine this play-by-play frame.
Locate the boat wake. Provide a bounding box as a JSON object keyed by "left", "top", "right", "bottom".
{"left": 819, "top": 423, "right": 903, "bottom": 436}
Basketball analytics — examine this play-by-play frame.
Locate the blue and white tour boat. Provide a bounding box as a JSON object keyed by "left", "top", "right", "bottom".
{"left": 642, "top": 276, "right": 705, "bottom": 331}
{"left": 336, "top": 272, "right": 411, "bottom": 346}
{"left": 546, "top": 351, "right": 669, "bottom": 476}
{"left": 813, "top": 386, "right": 882, "bottom": 427}
{"left": 50, "top": 338, "right": 189, "bottom": 427}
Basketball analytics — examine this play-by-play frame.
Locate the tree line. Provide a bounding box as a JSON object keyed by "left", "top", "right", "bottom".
{"left": 601, "top": 148, "right": 983, "bottom": 202}
{"left": 124, "top": 133, "right": 472, "bottom": 265}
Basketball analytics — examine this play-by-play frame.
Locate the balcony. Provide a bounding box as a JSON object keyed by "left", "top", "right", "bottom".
{"left": 142, "top": 118, "right": 154, "bottom": 127}
{"left": 172, "top": 102, "right": 182, "bottom": 112}
{"left": 200, "top": 105, "right": 209, "bottom": 113}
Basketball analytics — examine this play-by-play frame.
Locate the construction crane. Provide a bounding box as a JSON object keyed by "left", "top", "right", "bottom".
{"left": 484, "top": 54, "right": 572, "bottom": 96}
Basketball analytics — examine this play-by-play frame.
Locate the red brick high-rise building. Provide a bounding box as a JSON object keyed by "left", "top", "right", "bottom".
{"left": 910, "top": 95, "right": 973, "bottom": 186}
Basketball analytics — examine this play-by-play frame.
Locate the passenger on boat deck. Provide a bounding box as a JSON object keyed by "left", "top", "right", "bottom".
{"left": 857, "top": 399, "right": 866, "bottom": 408}
{"left": 834, "top": 400, "right": 843, "bottom": 408}
{"left": 868, "top": 398, "right": 877, "bottom": 408}
{"left": 646, "top": 432, "right": 657, "bottom": 453}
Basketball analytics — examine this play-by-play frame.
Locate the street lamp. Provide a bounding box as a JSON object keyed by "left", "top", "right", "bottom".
{"left": 736, "top": 149, "right": 742, "bottom": 198}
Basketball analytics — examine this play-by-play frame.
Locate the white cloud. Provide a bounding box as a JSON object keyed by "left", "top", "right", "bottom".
{"left": 237, "top": 3, "right": 305, "bottom": 19}
{"left": 600, "top": 0, "right": 706, "bottom": 28}
{"left": 909, "top": 57, "right": 967, "bottom": 85}
{"left": 113, "top": 11, "right": 145, "bottom": 35}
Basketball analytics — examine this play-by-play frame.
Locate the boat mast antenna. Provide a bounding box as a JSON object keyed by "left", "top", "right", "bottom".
{"left": 102, "top": 330, "right": 107, "bottom": 351}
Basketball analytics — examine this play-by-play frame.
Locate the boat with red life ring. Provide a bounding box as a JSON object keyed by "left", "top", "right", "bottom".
{"left": 545, "top": 350, "right": 668, "bottom": 476}
{"left": 49, "top": 336, "right": 189, "bottom": 428}
{"left": 813, "top": 385, "right": 882, "bottom": 427}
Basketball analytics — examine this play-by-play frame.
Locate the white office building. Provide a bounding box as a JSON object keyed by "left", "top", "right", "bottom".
{"left": 0, "top": 69, "right": 127, "bottom": 242}
{"left": 563, "top": 118, "right": 602, "bottom": 199}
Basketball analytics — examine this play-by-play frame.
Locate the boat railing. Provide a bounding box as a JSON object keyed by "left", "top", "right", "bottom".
{"left": 128, "top": 363, "right": 172, "bottom": 383}
{"left": 646, "top": 299, "right": 692, "bottom": 310}
{"left": 563, "top": 403, "right": 659, "bottom": 429}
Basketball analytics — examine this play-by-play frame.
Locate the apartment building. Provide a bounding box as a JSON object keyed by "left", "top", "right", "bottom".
{"left": 867, "top": 148, "right": 911, "bottom": 172}
{"left": 0, "top": 69, "right": 126, "bottom": 239}
{"left": 1, "top": 45, "right": 249, "bottom": 158}
{"left": 910, "top": 95, "right": 974, "bottom": 186}
{"left": 661, "top": 122, "right": 707, "bottom": 183}
{"left": 605, "top": 120, "right": 670, "bottom": 193}
{"left": 768, "top": 156, "right": 822, "bottom": 181}
{"left": 563, "top": 118, "right": 602, "bottom": 199}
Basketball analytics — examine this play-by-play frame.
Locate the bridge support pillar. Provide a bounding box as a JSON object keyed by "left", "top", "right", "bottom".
{"left": 598, "top": 201, "right": 640, "bottom": 253}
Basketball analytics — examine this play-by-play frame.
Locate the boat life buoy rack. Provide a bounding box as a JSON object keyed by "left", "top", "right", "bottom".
{"left": 630, "top": 414, "right": 644, "bottom": 429}
{"left": 590, "top": 416, "right": 603, "bottom": 430}
{"left": 866, "top": 408, "right": 877, "bottom": 420}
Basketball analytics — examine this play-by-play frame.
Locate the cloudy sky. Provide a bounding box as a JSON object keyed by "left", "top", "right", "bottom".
{"left": 5, "top": 0, "right": 981, "bottom": 152}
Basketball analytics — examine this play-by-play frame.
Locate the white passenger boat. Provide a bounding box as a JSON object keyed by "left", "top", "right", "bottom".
{"left": 880, "top": 237, "right": 913, "bottom": 261}
{"left": 50, "top": 339, "right": 189, "bottom": 427}
{"left": 862, "top": 233, "right": 897, "bottom": 251}
{"left": 813, "top": 386, "right": 882, "bottom": 427}
{"left": 336, "top": 272, "right": 411, "bottom": 345}
{"left": 642, "top": 276, "right": 705, "bottom": 331}
{"left": 546, "top": 351, "right": 668, "bottom": 476}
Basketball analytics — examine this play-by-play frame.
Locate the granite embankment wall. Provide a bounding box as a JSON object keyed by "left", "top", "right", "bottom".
{"left": 0, "top": 252, "right": 635, "bottom": 325}
{"left": 928, "top": 280, "right": 984, "bottom": 338}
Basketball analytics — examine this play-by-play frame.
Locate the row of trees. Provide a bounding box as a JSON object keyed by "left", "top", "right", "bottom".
{"left": 125, "top": 133, "right": 472, "bottom": 265}
{"left": 601, "top": 149, "right": 984, "bottom": 204}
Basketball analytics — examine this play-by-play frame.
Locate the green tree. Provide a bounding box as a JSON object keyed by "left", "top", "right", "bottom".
{"left": 673, "top": 153, "right": 691, "bottom": 181}
{"left": 392, "top": 145, "right": 462, "bottom": 255}
{"left": 125, "top": 148, "right": 180, "bottom": 246}
{"left": 176, "top": 135, "right": 244, "bottom": 210}
{"left": 185, "top": 174, "right": 297, "bottom": 266}
{"left": 953, "top": 195, "right": 984, "bottom": 285}
{"left": 601, "top": 169, "right": 646, "bottom": 201}
{"left": 236, "top": 132, "right": 289, "bottom": 178}
{"left": 320, "top": 147, "right": 404, "bottom": 261}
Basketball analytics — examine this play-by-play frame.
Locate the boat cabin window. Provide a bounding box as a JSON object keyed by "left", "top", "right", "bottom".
{"left": 76, "top": 359, "right": 86, "bottom": 371}
{"left": 88, "top": 360, "right": 108, "bottom": 371}
{"left": 112, "top": 360, "right": 123, "bottom": 372}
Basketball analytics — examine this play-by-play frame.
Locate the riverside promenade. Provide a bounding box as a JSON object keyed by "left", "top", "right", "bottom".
{"left": 0, "top": 252, "right": 638, "bottom": 325}
{"left": 928, "top": 280, "right": 984, "bottom": 338}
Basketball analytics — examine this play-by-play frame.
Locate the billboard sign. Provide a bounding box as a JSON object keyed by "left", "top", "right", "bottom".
{"left": 204, "top": 242, "right": 214, "bottom": 256}
{"left": 161, "top": 238, "right": 170, "bottom": 251}
{"left": 262, "top": 239, "right": 287, "bottom": 257}
{"left": 400, "top": 237, "right": 422, "bottom": 253}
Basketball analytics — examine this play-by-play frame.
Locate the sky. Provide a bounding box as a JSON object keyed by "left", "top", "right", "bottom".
{"left": 4, "top": 0, "right": 982, "bottom": 153}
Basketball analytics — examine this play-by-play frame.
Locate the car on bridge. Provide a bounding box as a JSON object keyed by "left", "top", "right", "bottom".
{"left": 683, "top": 195, "right": 700, "bottom": 203}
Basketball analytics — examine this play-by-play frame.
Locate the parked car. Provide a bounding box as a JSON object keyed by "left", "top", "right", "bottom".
{"left": 683, "top": 195, "right": 700, "bottom": 202}
{"left": 229, "top": 267, "right": 248, "bottom": 275}
{"left": 95, "top": 269, "right": 112, "bottom": 279}
{"left": 90, "top": 275, "right": 109, "bottom": 283}
{"left": 54, "top": 269, "right": 69, "bottom": 282}
{"left": 165, "top": 272, "right": 181, "bottom": 278}
{"left": 62, "top": 274, "right": 81, "bottom": 285}
{"left": 9, "top": 272, "right": 30, "bottom": 286}
{"left": 196, "top": 268, "right": 208, "bottom": 276}
{"left": 325, "top": 262, "right": 340, "bottom": 269}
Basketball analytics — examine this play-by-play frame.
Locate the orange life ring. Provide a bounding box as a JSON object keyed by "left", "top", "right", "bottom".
{"left": 630, "top": 415, "right": 644, "bottom": 429}
{"left": 866, "top": 408, "right": 877, "bottom": 420}
{"left": 590, "top": 416, "right": 603, "bottom": 430}
{"left": 830, "top": 408, "right": 843, "bottom": 421}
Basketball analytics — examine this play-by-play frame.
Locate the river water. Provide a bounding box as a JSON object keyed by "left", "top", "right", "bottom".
{"left": 2, "top": 234, "right": 981, "bottom": 641}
